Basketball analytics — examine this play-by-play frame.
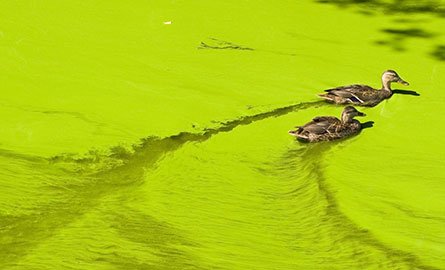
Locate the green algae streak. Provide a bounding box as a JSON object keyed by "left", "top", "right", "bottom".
{"left": 1, "top": 0, "right": 444, "bottom": 269}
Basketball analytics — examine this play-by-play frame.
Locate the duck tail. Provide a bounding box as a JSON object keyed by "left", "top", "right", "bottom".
{"left": 288, "top": 126, "right": 304, "bottom": 137}
{"left": 318, "top": 93, "right": 334, "bottom": 101}
{"left": 288, "top": 129, "right": 300, "bottom": 136}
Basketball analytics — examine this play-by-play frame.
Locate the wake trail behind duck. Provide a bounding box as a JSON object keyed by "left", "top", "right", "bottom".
{"left": 0, "top": 100, "right": 326, "bottom": 267}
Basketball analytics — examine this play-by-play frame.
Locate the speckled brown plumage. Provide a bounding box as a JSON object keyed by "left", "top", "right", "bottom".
{"left": 318, "top": 70, "right": 409, "bottom": 107}
{"left": 289, "top": 106, "right": 365, "bottom": 142}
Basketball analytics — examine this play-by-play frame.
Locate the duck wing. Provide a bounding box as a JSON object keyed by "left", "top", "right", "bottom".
{"left": 299, "top": 116, "right": 340, "bottom": 134}
{"left": 324, "top": 84, "right": 376, "bottom": 104}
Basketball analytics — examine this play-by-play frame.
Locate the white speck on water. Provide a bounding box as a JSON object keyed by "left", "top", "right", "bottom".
{"left": 163, "top": 21, "right": 172, "bottom": 25}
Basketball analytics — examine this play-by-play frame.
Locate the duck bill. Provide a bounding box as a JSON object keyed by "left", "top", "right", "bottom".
{"left": 397, "top": 78, "right": 409, "bottom": 86}
{"left": 357, "top": 112, "right": 366, "bottom": 117}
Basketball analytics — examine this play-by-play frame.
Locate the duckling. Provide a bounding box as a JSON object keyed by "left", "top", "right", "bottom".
{"left": 318, "top": 70, "right": 409, "bottom": 107}
{"left": 289, "top": 106, "right": 366, "bottom": 142}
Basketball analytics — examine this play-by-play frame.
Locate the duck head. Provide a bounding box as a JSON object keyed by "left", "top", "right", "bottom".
{"left": 341, "top": 106, "right": 365, "bottom": 123}
{"left": 382, "top": 70, "right": 409, "bottom": 90}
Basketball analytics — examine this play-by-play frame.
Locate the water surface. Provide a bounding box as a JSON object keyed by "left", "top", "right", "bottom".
{"left": 1, "top": 0, "right": 444, "bottom": 269}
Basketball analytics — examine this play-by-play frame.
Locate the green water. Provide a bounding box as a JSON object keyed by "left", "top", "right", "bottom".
{"left": 1, "top": 0, "right": 445, "bottom": 269}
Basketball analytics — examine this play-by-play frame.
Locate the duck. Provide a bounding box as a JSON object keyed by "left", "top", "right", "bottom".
{"left": 288, "top": 106, "right": 366, "bottom": 142}
{"left": 318, "top": 70, "right": 409, "bottom": 107}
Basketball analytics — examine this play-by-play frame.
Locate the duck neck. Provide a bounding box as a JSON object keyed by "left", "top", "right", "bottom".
{"left": 341, "top": 113, "right": 353, "bottom": 124}
{"left": 382, "top": 79, "right": 392, "bottom": 91}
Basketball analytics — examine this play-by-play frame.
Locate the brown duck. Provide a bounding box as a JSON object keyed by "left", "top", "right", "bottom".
{"left": 318, "top": 70, "right": 409, "bottom": 107}
{"left": 289, "top": 106, "right": 366, "bottom": 142}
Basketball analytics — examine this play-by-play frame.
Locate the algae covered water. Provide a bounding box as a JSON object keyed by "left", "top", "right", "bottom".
{"left": 1, "top": 0, "right": 445, "bottom": 269}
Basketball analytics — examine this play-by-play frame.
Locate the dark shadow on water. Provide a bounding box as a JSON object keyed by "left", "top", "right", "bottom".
{"left": 314, "top": 0, "right": 445, "bottom": 61}
{"left": 361, "top": 120, "right": 375, "bottom": 129}
{"left": 431, "top": 45, "right": 445, "bottom": 61}
{"left": 315, "top": 0, "right": 445, "bottom": 17}
{"left": 381, "top": 28, "right": 435, "bottom": 38}
{"left": 392, "top": 89, "right": 421, "bottom": 96}
{"left": 375, "top": 27, "right": 436, "bottom": 51}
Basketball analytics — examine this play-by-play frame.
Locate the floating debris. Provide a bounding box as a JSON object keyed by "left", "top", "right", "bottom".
{"left": 198, "top": 37, "right": 254, "bottom": 51}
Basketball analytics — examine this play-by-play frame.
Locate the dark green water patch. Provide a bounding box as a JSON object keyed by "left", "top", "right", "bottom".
{"left": 431, "top": 44, "right": 445, "bottom": 60}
